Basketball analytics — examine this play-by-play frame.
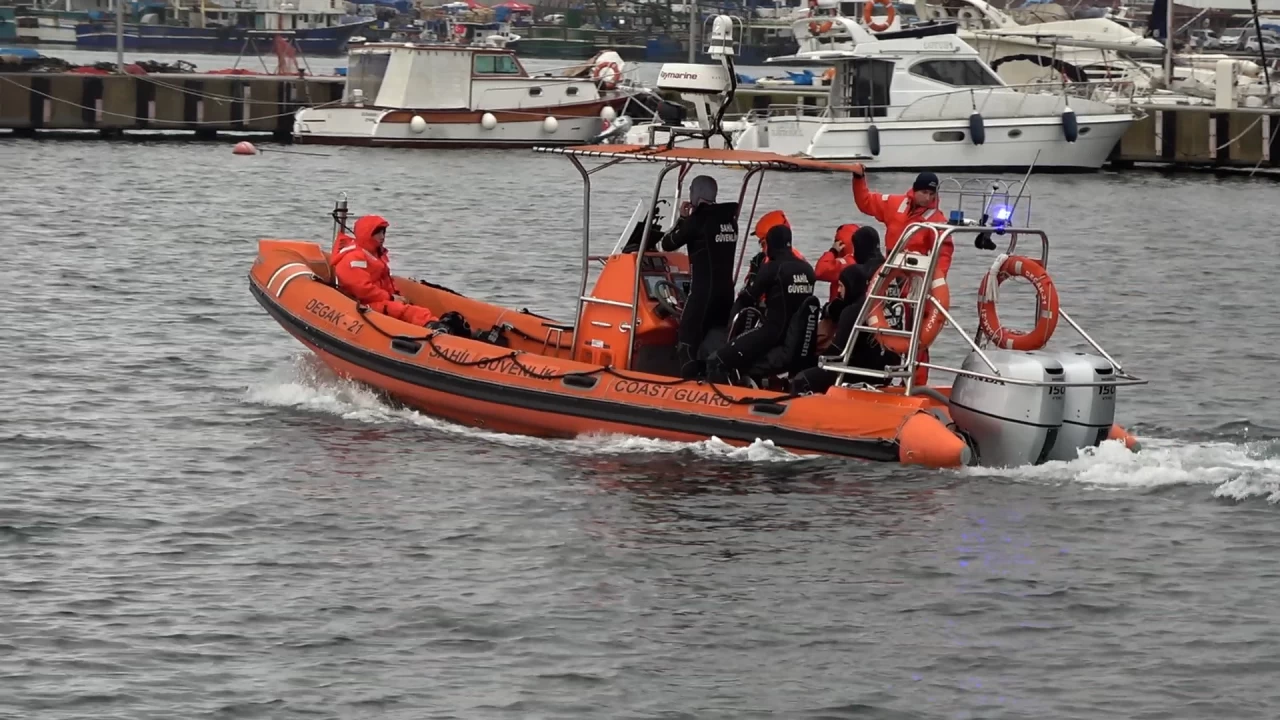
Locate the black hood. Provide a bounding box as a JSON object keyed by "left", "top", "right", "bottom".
{"left": 852, "top": 226, "right": 882, "bottom": 265}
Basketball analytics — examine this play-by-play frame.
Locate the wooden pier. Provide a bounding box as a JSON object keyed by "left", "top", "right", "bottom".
{"left": 1110, "top": 104, "right": 1280, "bottom": 174}
{"left": 0, "top": 72, "right": 344, "bottom": 139}
{"left": 1, "top": 72, "right": 1277, "bottom": 176}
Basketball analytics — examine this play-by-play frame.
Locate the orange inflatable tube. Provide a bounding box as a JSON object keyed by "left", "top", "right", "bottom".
{"left": 249, "top": 239, "right": 972, "bottom": 468}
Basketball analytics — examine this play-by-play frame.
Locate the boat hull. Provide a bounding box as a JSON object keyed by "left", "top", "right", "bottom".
{"left": 247, "top": 240, "right": 972, "bottom": 467}
{"left": 74, "top": 21, "right": 368, "bottom": 55}
{"left": 293, "top": 99, "right": 625, "bottom": 148}
{"left": 722, "top": 113, "right": 1133, "bottom": 172}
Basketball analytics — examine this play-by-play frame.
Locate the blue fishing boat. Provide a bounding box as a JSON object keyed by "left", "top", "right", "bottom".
{"left": 74, "top": 0, "right": 372, "bottom": 55}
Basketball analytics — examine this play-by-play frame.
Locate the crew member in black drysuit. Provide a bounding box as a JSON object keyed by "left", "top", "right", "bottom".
{"left": 707, "top": 224, "right": 815, "bottom": 379}
{"left": 659, "top": 175, "right": 740, "bottom": 378}
{"left": 790, "top": 226, "right": 900, "bottom": 395}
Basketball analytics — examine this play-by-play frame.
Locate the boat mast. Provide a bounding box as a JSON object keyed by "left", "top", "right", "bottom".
{"left": 1164, "top": 0, "right": 1172, "bottom": 88}
{"left": 115, "top": 0, "right": 124, "bottom": 73}
{"left": 688, "top": 0, "right": 697, "bottom": 62}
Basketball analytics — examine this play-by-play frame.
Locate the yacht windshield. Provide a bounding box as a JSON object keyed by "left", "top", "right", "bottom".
{"left": 474, "top": 54, "right": 521, "bottom": 74}
{"left": 346, "top": 51, "right": 391, "bottom": 102}
{"left": 909, "top": 59, "right": 1003, "bottom": 87}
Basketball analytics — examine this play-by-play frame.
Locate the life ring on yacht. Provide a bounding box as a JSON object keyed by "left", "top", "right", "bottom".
{"left": 592, "top": 60, "right": 622, "bottom": 90}
{"left": 808, "top": 20, "right": 834, "bottom": 34}
{"left": 865, "top": 270, "right": 950, "bottom": 355}
{"left": 976, "top": 254, "right": 1060, "bottom": 351}
{"left": 862, "top": 0, "right": 896, "bottom": 32}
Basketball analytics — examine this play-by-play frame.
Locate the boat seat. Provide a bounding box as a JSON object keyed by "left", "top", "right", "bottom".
{"left": 740, "top": 296, "right": 822, "bottom": 387}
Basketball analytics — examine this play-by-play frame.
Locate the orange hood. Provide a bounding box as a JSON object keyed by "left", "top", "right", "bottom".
{"left": 353, "top": 214, "right": 389, "bottom": 254}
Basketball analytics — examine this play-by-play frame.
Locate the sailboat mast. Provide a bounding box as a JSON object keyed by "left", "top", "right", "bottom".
{"left": 1164, "top": 0, "right": 1173, "bottom": 86}
{"left": 115, "top": 0, "right": 124, "bottom": 73}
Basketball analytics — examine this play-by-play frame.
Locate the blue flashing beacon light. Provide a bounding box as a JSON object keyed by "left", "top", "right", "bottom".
{"left": 991, "top": 205, "right": 1012, "bottom": 233}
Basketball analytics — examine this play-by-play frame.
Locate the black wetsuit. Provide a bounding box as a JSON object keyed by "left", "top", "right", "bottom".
{"left": 661, "top": 201, "right": 740, "bottom": 376}
{"left": 718, "top": 250, "right": 816, "bottom": 371}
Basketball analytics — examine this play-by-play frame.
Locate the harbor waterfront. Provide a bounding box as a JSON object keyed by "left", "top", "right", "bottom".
{"left": 2, "top": 68, "right": 1278, "bottom": 174}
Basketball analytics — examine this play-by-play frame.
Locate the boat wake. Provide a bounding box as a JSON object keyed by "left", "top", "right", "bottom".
{"left": 970, "top": 435, "right": 1280, "bottom": 504}
{"left": 244, "top": 354, "right": 803, "bottom": 463}
{"left": 245, "top": 356, "right": 1280, "bottom": 501}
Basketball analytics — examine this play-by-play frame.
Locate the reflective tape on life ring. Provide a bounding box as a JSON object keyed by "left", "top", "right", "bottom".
{"left": 862, "top": 0, "right": 896, "bottom": 32}
{"left": 976, "top": 255, "right": 1060, "bottom": 351}
{"left": 592, "top": 60, "right": 622, "bottom": 90}
{"left": 866, "top": 270, "right": 950, "bottom": 355}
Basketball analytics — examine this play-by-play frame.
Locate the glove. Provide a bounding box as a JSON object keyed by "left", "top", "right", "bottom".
{"left": 974, "top": 232, "right": 997, "bottom": 251}
{"left": 850, "top": 162, "right": 865, "bottom": 178}
{"left": 747, "top": 251, "right": 764, "bottom": 277}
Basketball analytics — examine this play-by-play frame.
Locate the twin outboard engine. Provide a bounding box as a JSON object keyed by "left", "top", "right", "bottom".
{"left": 949, "top": 349, "right": 1117, "bottom": 467}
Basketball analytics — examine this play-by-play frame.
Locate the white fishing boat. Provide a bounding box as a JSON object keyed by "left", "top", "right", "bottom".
{"left": 292, "top": 44, "right": 641, "bottom": 148}
{"left": 611, "top": 16, "right": 1135, "bottom": 172}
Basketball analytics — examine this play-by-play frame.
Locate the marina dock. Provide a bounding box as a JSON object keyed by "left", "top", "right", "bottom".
{"left": 1, "top": 71, "right": 1277, "bottom": 175}
{"left": 0, "top": 72, "right": 344, "bottom": 140}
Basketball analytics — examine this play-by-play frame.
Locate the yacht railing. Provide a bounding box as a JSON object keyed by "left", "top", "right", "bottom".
{"left": 741, "top": 79, "right": 1141, "bottom": 123}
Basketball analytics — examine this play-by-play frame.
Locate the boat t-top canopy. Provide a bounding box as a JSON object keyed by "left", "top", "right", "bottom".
{"left": 533, "top": 145, "right": 861, "bottom": 173}
{"left": 535, "top": 143, "right": 859, "bottom": 368}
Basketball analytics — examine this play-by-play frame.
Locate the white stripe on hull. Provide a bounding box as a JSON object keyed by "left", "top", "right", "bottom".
{"left": 294, "top": 109, "right": 607, "bottom": 147}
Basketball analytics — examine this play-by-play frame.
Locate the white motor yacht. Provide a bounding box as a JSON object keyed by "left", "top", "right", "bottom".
{"left": 612, "top": 16, "right": 1136, "bottom": 172}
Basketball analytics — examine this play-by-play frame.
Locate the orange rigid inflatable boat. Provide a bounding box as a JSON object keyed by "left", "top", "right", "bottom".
{"left": 249, "top": 144, "right": 1147, "bottom": 468}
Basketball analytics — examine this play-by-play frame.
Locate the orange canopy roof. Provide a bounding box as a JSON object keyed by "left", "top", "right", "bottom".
{"left": 533, "top": 145, "right": 862, "bottom": 173}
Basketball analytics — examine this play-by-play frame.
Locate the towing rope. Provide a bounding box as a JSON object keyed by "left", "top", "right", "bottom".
{"left": 353, "top": 305, "right": 806, "bottom": 407}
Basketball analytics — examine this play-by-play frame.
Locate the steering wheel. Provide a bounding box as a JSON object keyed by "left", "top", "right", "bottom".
{"left": 651, "top": 279, "right": 683, "bottom": 320}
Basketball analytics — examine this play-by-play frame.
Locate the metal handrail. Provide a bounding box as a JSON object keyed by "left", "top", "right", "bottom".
{"left": 737, "top": 76, "right": 1141, "bottom": 125}
{"left": 820, "top": 222, "right": 1147, "bottom": 394}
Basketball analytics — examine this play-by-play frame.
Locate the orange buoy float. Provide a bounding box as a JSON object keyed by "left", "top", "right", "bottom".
{"left": 592, "top": 60, "right": 622, "bottom": 90}
{"left": 865, "top": 269, "right": 950, "bottom": 355}
{"left": 232, "top": 140, "right": 258, "bottom": 155}
{"left": 862, "top": 0, "right": 896, "bottom": 32}
{"left": 976, "top": 254, "right": 1060, "bottom": 351}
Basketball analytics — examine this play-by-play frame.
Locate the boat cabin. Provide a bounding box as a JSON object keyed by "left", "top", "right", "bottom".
{"left": 772, "top": 20, "right": 1032, "bottom": 119}
{"left": 342, "top": 42, "right": 602, "bottom": 110}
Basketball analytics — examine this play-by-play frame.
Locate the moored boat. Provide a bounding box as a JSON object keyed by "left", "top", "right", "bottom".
{"left": 291, "top": 42, "right": 648, "bottom": 148}
{"left": 250, "top": 127, "right": 1148, "bottom": 467}
{"left": 612, "top": 14, "right": 1136, "bottom": 172}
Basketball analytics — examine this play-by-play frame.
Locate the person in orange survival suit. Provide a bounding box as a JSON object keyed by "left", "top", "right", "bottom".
{"left": 850, "top": 166, "right": 952, "bottom": 384}
{"left": 813, "top": 223, "right": 859, "bottom": 303}
{"left": 333, "top": 215, "right": 438, "bottom": 328}
{"left": 850, "top": 167, "right": 952, "bottom": 276}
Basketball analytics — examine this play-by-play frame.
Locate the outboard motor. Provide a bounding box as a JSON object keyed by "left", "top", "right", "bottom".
{"left": 1037, "top": 351, "right": 1117, "bottom": 461}
{"left": 949, "top": 349, "right": 1066, "bottom": 467}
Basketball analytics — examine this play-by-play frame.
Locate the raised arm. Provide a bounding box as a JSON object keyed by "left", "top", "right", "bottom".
{"left": 850, "top": 164, "right": 889, "bottom": 222}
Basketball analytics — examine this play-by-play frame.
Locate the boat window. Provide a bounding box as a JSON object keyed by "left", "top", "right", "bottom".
{"left": 909, "top": 59, "right": 1003, "bottom": 87}
{"left": 474, "top": 54, "right": 521, "bottom": 74}
{"left": 346, "top": 52, "right": 390, "bottom": 103}
{"left": 840, "top": 59, "right": 892, "bottom": 118}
